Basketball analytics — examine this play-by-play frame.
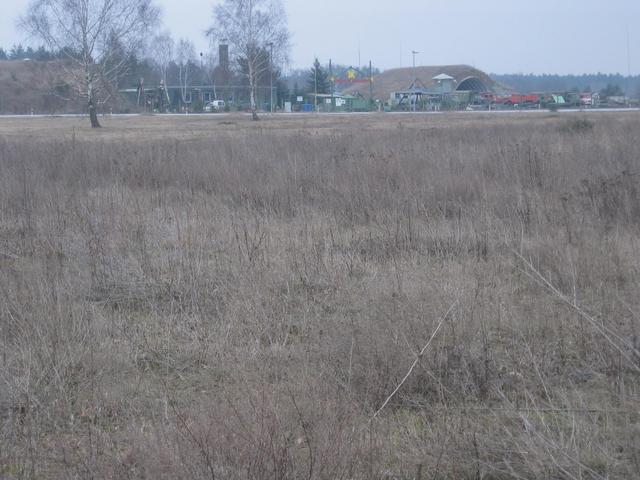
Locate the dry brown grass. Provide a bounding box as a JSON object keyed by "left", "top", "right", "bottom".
{"left": 1, "top": 112, "right": 640, "bottom": 479}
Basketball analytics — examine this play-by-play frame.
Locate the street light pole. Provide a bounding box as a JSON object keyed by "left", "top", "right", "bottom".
{"left": 267, "top": 42, "right": 274, "bottom": 114}
{"left": 199, "top": 52, "right": 204, "bottom": 105}
{"left": 412, "top": 50, "right": 419, "bottom": 112}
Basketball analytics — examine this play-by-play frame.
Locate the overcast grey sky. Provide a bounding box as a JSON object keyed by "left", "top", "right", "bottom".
{"left": 2, "top": 0, "right": 639, "bottom": 74}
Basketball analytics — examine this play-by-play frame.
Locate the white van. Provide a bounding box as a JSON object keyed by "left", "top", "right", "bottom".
{"left": 204, "top": 100, "right": 225, "bottom": 112}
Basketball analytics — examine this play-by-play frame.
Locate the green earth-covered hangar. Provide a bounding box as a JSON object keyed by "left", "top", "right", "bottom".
{"left": 344, "top": 64, "right": 499, "bottom": 110}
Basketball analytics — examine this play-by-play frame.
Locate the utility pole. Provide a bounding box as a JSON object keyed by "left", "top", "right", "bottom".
{"left": 329, "top": 58, "right": 333, "bottom": 91}
{"left": 199, "top": 52, "right": 204, "bottom": 105}
{"left": 412, "top": 50, "right": 419, "bottom": 111}
{"left": 267, "top": 42, "right": 274, "bottom": 113}
{"left": 330, "top": 59, "right": 334, "bottom": 112}
{"left": 369, "top": 60, "right": 373, "bottom": 111}
{"left": 314, "top": 59, "right": 318, "bottom": 112}
{"left": 627, "top": 26, "right": 632, "bottom": 103}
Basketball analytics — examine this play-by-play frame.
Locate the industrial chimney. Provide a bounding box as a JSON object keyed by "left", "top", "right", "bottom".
{"left": 219, "top": 41, "right": 229, "bottom": 73}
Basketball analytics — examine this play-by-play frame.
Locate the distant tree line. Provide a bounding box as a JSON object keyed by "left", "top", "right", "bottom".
{"left": 0, "top": 40, "right": 290, "bottom": 113}
{"left": 0, "top": 40, "right": 366, "bottom": 105}
{"left": 492, "top": 73, "right": 640, "bottom": 98}
{"left": 141, "top": 33, "right": 290, "bottom": 113}
{"left": 0, "top": 44, "right": 70, "bottom": 61}
{"left": 4, "top": 42, "right": 637, "bottom": 101}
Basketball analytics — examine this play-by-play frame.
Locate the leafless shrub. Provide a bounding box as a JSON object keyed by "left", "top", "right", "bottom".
{"left": 561, "top": 117, "right": 595, "bottom": 134}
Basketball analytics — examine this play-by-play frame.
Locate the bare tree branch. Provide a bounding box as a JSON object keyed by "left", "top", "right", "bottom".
{"left": 372, "top": 300, "right": 458, "bottom": 420}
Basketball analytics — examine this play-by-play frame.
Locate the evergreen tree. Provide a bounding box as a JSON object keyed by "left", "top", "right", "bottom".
{"left": 306, "top": 58, "right": 330, "bottom": 94}
{"left": 0, "top": 48, "right": 7, "bottom": 60}
{"left": 9, "top": 44, "right": 26, "bottom": 60}
{"left": 600, "top": 83, "right": 624, "bottom": 98}
{"left": 292, "top": 81, "right": 301, "bottom": 101}
{"left": 276, "top": 78, "right": 289, "bottom": 107}
{"left": 34, "top": 46, "right": 51, "bottom": 61}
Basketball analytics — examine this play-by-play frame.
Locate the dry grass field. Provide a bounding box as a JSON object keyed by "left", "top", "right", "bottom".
{"left": 1, "top": 112, "right": 640, "bottom": 479}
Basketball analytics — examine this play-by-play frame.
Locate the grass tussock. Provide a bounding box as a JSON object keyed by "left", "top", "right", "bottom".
{"left": 1, "top": 113, "right": 640, "bottom": 479}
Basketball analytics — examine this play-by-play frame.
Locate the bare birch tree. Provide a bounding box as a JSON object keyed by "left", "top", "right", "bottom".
{"left": 149, "top": 31, "right": 174, "bottom": 105}
{"left": 176, "top": 38, "right": 196, "bottom": 109}
{"left": 21, "top": 0, "right": 159, "bottom": 127}
{"left": 203, "top": 38, "right": 219, "bottom": 87}
{"left": 208, "top": 0, "right": 289, "bottom": 120}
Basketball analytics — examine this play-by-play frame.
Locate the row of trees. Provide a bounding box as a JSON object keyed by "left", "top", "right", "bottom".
{"left": 2, "top": 40, "right": 360, "bottom": 113}
{"left": 207, "top": 0, "right": 289, "bottom": 120}
{"left": 147, "top": 35, "right": 205, "bottom": 107}
{"left": 12, "top": 0, "right": 383, "bottom": 120}
{"left": 491, "top": 73, "right": 640, "bottom": 98}
{"left": 19, "top": 0, "right": 290, "bottom": 126}
{"left": 145, "top": 0, "right": 290, "bottom": 119}
{"left": 0, "top": 44, "right": 68, "bottom": 61}
{"left": 21, "top": 0, "right": 161, "bottom": 127}
{"left": 141, "top": 36, "right": 289, "bottom": 112}
{"left": 14, "top": 0, "right": 373, "bottom": 120}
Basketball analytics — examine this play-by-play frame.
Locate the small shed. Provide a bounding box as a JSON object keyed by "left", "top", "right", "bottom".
{"left": 432, "top": 73, "right": 456, "bottom": 93}
{"left": 303, "top": 93, "right": 369, "bottom": 112}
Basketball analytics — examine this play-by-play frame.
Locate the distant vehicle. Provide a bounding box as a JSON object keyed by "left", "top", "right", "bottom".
{"left": 580, "top": 93, "right": 597, "bottom": 106}
{"left": 204, "top": 100, "right": 225, "bottom": 112}
{"left": 494, "top": 94, "right": 541, "bottom": 107}
{"left": 606, "top": 95, "right": 626, "bottom": 106}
